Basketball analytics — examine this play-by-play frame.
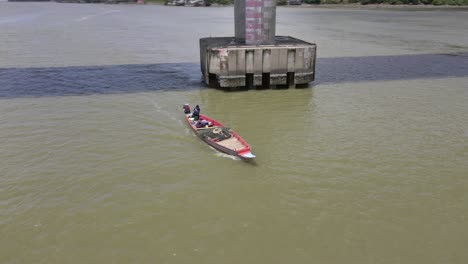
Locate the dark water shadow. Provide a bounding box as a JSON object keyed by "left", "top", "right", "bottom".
{"left": 316, "top": 52, "right": 468, "bottom": 85}
{"left": 1, "top": 53, "right": 467, "bottom": 98}
{"left": 0, "top": 63, "right": 204, "bottom": 98}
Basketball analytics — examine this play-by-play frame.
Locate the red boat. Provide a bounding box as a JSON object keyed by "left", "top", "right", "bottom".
{"left": 184, "top": 109, "right": 256, "bottom": 160}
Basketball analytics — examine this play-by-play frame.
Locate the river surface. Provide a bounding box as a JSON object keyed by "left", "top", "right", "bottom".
{"left": 1, "top": 2, "right": 468, "bottom": 263}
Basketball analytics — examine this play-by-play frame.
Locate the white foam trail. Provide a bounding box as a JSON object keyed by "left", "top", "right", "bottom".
{"left": 0, "top": 14, "right": 42, "bottom": 25}
{"left": 75, "top": 10, "right": 121, "bottom": 22}
{"left": 76, "top": 16, "right": 91, "bottom": 22}
{"left": 214, "top": 151, "right": 240, "bottom": 161}
{"left": 102, "top": 10, "right": 121, "bottom": 15}
{"left": 145, "top": 98, "right": 179, "bottom": 123}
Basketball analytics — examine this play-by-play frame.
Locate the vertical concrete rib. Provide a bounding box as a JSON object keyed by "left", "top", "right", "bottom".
{"left": 228, "top": 50, "right": 237, "bottom": 76}
{"left": 262, "top": 49, "right": 271, "bottom": 73}
{"left": 287, "top": 49, "right": 295, "bottom": 72}
{"left": 253, "top": 49, "right": 263, "bottom": 74}
{"left": 246, "top": 50, "right": 254, "bottom": 74}
{"left": 237, "top": 49, "right": 246, "bottom": 75}
{"left": 270, "top": 48, "right": 280, "bottom": 74}
{"left": 295, "top": 48, "right": 304, "bottom": 73}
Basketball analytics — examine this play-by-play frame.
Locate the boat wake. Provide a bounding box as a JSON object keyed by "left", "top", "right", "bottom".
{"left": 214, "top": 152, "right": 241, "bottom": 161}
{"left": 204, "top": 145, "right": 240, "bottom": 160}
{"left": 75, "top": 10, "right": 121, "bottom": 22}
{"left": 146, "top": 99, "right": 180, "bottom": 123}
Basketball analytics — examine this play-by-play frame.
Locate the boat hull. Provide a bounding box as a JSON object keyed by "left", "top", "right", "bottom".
{"left": 186, "top": 114, "right": 255, "bottom": 159}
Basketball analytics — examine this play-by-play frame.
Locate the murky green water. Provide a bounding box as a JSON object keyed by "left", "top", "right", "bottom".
{"left": 1, "top": 3, "right": 468, "bottom": 263}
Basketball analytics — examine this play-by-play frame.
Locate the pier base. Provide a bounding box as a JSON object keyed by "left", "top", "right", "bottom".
{"left": 200, "top": 36, "right": 316, "bottom": 89}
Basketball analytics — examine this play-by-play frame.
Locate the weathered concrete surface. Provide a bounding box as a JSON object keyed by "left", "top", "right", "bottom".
{"left": 235, "top": 0, "right": 276, "bottom": 45}
{"left": 201, "top": 0, "right": 316, "bottom": 89}
{"left": 200, "top": 36, "right": 316, "bottom": 88}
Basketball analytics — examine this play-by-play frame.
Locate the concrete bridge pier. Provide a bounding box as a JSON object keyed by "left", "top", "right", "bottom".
{"left": 200, "top": 0, "right": 316, "bottom": 89}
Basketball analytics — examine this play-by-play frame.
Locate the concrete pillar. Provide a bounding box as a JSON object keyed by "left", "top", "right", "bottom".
{"left": 234, "top": 0, "right": 276, "bottom": 45}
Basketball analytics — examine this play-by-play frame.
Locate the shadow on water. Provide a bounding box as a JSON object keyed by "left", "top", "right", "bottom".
{"left": 0, "top": 53, "right": 467, "bottom": 98}
{"left": 0, "top": 63, "right": 204, "bottom": 98}
{"left": 316, "top": 52, "right": 468, "bottom": 85}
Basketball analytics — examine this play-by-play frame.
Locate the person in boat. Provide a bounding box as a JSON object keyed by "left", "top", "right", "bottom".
{"left": 195, "top": 120, "right": 206, "bottom": 128}
{"left": 183, "top": 104, "right": 191, "bottom": 115}
{"left": 192, "top": 105, "right": 200, "bottom": 121}
{"left": 195, "top": 120, "right": 211, "bottom": 129}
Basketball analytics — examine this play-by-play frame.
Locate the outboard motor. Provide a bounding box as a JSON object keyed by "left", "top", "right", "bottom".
{"left": 183, "top": 104, "right": 191, "bottom": 115}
